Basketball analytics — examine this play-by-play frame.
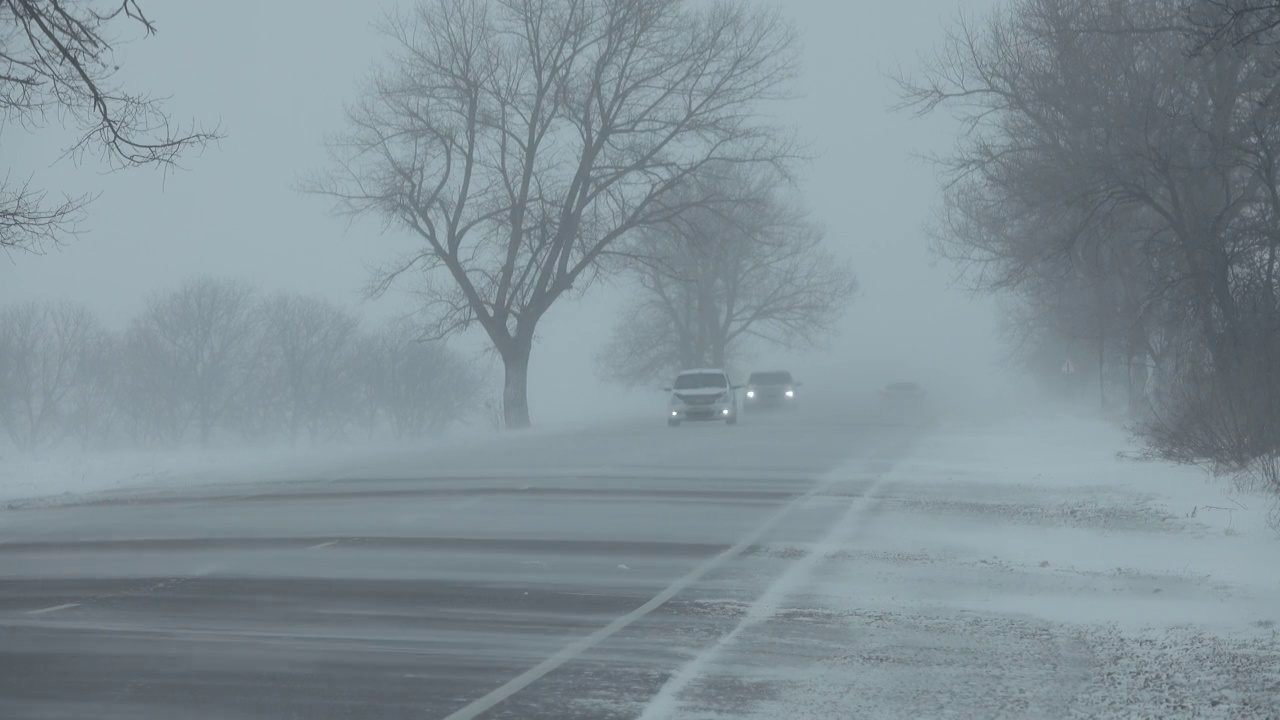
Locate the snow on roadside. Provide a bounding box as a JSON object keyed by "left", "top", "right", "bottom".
{"left": 875, "top": 413, "right": 1280, "bottom": 718}
{"left": 0, "top": 425, "right": 508, "bottom": 507}
{"left": 639, "top": 412, "right": 1280, "bottom": 720}
{"left": 0, "top": 445, "right": 379, "bottom": 507}
{"left": 918, "top": 410, "right": 1279, "bottom": 538}
{"left": 1068, "top": 625, "right": 1280, "bottom": 720}
{"left": 0, "top": 412, "right": 664, "bottom": 508}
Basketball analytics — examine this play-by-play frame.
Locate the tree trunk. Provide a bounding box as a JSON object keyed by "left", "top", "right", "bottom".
{"left": 1098, "top": 332, "right": 1106, "bottom": 410}
{"left": 502, "top": 339, "right": 533, "bottom": 430}
{"left": 710, "top": 327, "right": 726, "bottom": 368}
{"left": 1126, "top": 354, "right": 1133, "bottom": 419}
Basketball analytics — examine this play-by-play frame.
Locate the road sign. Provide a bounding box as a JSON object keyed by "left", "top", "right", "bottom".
{"left": 1062, "top": 358, "right": 1076, "bottom": 374}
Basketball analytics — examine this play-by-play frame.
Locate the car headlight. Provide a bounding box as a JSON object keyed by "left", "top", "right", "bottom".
{"left": 785, "top": 390, "right": 794, "bottom": 398}
{"left": 746, "top": 390, "right": 755, "bottom": 398}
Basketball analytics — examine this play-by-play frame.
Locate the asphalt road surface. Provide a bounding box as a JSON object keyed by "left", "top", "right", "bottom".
{"left": 0, "top": 396, "right": 924, "bottom": 720}
{"left": 10, "top": 397, "right": 1272, "bottom": 720}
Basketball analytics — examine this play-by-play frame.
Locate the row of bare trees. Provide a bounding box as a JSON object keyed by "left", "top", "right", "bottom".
{"left": 0, "top": 277, "right": 482, "bottom": 452}
{"left": 897, "top": 0, "right": 1280, "bottom": 491}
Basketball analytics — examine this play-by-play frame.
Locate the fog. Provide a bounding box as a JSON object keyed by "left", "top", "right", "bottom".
{"left": 1, "top": 0, "right": 1008, "bottom": 430}
{"left": 6, "top": 3, "right": 1280, "bottom": 718}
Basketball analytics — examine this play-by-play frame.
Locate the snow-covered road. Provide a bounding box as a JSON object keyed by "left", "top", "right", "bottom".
{"left": 0, "top": 400, "right": 1276, "bottom": 719}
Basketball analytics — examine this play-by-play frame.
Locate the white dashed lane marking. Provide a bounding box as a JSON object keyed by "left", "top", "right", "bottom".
{"left": 26, "top": 602, "right": 81, "bottom": 616}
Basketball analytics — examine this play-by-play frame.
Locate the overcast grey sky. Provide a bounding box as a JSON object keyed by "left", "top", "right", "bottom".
{"left": 3, "top": 0, "right": 1006, "bottom": 424}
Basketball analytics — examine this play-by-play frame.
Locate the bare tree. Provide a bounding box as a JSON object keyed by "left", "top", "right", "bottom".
{"left": 0, "top": 300, "right": 102, "bottom": 451}
{"left": 1, "top": 1, "right": 220, "bottom": 255}
{"left": 258, "top": 293, "right": 360, "bottom": 444}
{"left": 128, "top": 276, "right": 259, "bottom": 447}
{"left": 373, "top": 317, "right": 482, "bottom": 440}
{"left": 306, "top": 0, "right": 801, "bottom": 428}
{"left": 347, "top": 334, "right": 388, "bottom": 442}
{"left": 59, "top": 321, "right": 116, "bottom": 449}
{"left": 1189, "top": 0, "right": 1280, "bottom": 50}
{"left": 599, "top": 167, "right": 856, "bottom": 386}
{"left": 896, "top": 0, "right": 1280, "bottom": 482}
{"left": 116, "top": 319, "right": 181, "bottom": 447}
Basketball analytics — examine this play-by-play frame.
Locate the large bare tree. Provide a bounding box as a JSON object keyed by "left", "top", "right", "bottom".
{"left": 306, "top": 0, "right": 801, "bottom": 428}
{"left": 599, "top": 167, "right": 856, "bottom": 385}
{"left": 1, "top": 1, "right": 219, "bottom": 255}
{"left": 1190, "top": 1, "right": 1280, "bottom": 49}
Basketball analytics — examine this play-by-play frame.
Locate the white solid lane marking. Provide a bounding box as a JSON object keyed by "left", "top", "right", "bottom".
{"left": 307, "top": 540, "right": 340, "bottom": 550}
{"left": 26, "top": 602, "right": 80, "bottom": 616}
{"left": 637, "top": 472, "right": 895, "bottom": 720}
{"left": 439, "top": 471, "right": 861, "bottom": 720}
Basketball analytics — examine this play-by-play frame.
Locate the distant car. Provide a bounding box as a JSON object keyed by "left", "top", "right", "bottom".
{"left": 744, "top": 370, "right": 801, "bottom": 412}
{"left": 879, "top": 381, "right": 928, "bottom": 424}
{"left": 665, "top": 369, "right": 738, "bottom": 426}
{"left": 880, "top": 381, "right": 925, "bottom": 402}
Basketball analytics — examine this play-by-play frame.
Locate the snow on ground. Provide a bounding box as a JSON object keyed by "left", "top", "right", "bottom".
{"left": 639, "top": 411, "right": 1280, "bottom": 720}
{"left": 3, "top": 404, "right": 1278, "bottom": 717}
{"left": 0, "top": 413, "right": 654, "bottom": 508}
{"left": 0, "top": 445, "right": 334, "bottom": 507}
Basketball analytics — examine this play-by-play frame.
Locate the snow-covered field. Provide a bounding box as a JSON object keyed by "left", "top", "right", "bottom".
{"left": 0, "top": 416, "right": 645, "bottom": 508}
{"left": 636, "top": 413, "right": 1280, "bottom": 720}
{"left": 0, "top": 445, "right": 347, "bottom": 507}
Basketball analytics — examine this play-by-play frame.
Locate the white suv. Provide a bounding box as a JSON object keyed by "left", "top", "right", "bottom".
{"left": 665, "top": 368, "right": 738, "bottom": 426}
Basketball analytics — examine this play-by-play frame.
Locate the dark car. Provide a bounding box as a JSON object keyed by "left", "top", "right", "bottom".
{"left": 879, "top": 381, "right": 929, "bottom": 424}
{"left": 744, "top": 370, "right": 801, "bottom": 412}
{"left": 880, "top": 381, "right": 925, "bottom": 401}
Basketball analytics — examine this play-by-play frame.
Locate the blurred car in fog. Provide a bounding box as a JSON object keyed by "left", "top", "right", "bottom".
{"left": 744, "top": 370, "right": 800, "bottom": 412}
{"left": 665, "top": 368, "right": 739, "bottom": 426}
{"left": 878, "top": 381, "right": 930, "bottom": 425}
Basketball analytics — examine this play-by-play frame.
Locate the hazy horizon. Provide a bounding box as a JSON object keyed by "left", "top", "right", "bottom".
{"left": 2, "top": 0, "right": 1007, "bottom": 428}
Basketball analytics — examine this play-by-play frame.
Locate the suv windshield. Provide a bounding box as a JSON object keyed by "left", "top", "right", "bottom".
{"left": 674, "top": 372, "right": 728, "bottom": 390}
{"left": 749, "top": 371, "right": 793, "bottom": 385}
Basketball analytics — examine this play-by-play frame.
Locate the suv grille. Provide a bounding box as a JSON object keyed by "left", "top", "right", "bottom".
{"left": 676, "top": 393, "right": 722, "bottom": 405}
